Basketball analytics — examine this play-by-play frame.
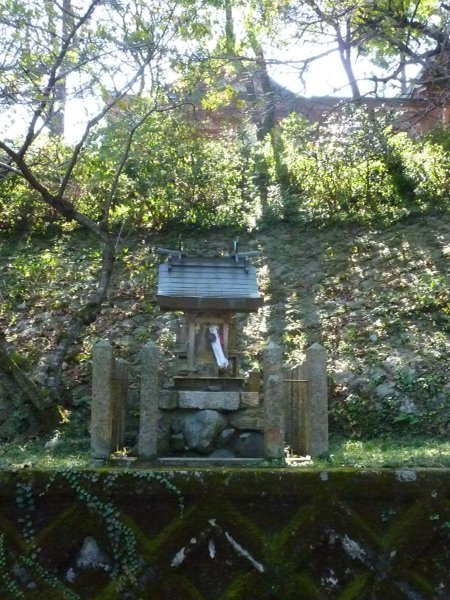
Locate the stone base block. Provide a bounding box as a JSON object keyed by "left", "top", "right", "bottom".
{"left": 178, "top": 391, "right": 240, "bottom": 410}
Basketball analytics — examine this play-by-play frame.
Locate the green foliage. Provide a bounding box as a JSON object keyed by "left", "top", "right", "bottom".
{"left": 0, "top": 534, "right": 25, "bottom": 599}
{"left": 0, "top": 234, "right": 102, "bottom": 317}
{"left": 0, "top": 112, "right": 261, "bottom": 234}
{"left": 331, "top": 393, "right": 401, "bottom": 438}
{"left": 0, "top": 137, "right": 85, "bottom": 234}
{"left": 89, "top": 112, "right": 259, "bottom": 231}
{"left": 390, "top": 131, "right": 450, "bottom": 204}
{"left": 0, "top": 175, "right": 44, "bottom": 233}
{"left": 320, "top": 435, "right": 450, "bottom": 468}
{"left": 255, "top": 107, "right": 450, "bottom": 227}
{"left": 1, "top": 0, "right": 449, "bottom": 241}
{"left": 331, "top": 368, "right": 450, "bottom": 439}
{"left": 0, "top": 436, "right": 89, "bottom": 470}
{"left": 3, "top": 103, "right": 450, "bottom": 235}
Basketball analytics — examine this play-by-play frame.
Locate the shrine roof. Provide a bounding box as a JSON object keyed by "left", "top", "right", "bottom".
{"left": 157, "top": 255, "right": 262, "bottom": 312}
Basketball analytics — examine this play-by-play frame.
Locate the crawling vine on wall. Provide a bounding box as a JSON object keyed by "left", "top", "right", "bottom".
{"left": 0, "top": 470, "right": 185, "bottom": 598}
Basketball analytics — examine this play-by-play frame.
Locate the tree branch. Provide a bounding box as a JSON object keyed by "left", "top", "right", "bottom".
{"left": 20, "top": 0, "right": 102, "bottom": 157}
{"left": 0, "top": 140, "right": 110, "bottom": 240}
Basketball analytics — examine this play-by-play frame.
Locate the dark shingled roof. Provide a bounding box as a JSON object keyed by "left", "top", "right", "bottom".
{"left": 157, "top": 256, "right": 262, "bottom": 312}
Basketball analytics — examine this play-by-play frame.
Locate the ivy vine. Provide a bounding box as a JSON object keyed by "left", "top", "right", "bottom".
{"left": 0, "top": 470, "right": 185, "bottom": 597}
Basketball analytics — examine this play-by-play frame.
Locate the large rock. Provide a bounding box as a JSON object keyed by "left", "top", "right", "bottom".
{"left": 232, "top": 432, "right": 264, "bottom": 458}
{"left": 170, "top": 433, "right": 186, "bottom": 451}
{"left": 176, "top": 410, "right": 227, "bottom": 453}
{"left": 209, "top": 448, "right": 236, "bottom": 458}
{"left": 217, "top": 428, "right": 237, "bottom": 447}
{"left": 76, "top": 537, "right": 111, "bottom": 571}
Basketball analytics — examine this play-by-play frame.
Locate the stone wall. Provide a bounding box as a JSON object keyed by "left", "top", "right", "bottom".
{"left": 193, "top": 93, "right": 450, "bottom": 137}
{"left": 158, "top": 389, "right": 265, "bottom": 458}
{"left": 0, "top": 468, "right": 449, "bottom": 599}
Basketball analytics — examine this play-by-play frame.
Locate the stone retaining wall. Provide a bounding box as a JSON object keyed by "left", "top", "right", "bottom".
{"left": 0, "top": 468, "right": 449, "bottom": 599}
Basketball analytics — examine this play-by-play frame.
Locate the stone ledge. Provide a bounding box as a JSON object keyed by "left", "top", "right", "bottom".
{"left": 178, "top": 391, "right": 240, "bottom": 410}
{"left": 156, "top": 457, "right": 265, "bottom": 467}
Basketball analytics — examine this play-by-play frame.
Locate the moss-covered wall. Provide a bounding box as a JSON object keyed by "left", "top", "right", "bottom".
{"left": 0, "top": 468, "right": 449, "bottom": 599}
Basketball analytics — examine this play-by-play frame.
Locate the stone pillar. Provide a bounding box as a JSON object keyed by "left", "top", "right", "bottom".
{"left": 305, "top": 343, "right": 328, "bottom": 457}
{"left": 263, "top": 341, "right": 284, "bottom": 459}
{"left": 90, "top": 340, "right": 114, "bottom": 462}
{"left": 138, "top": 341, "right": 160, "bottom": 459}
{"left": 111, "top": 358, "right": 128, "bottom": 451}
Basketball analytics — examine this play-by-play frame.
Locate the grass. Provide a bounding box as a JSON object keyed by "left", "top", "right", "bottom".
{"left": 0, "top": 434, "right": 90, "bottom": 470}
{"left": 314, "top": 435, "right": 450, "bottom": 469}
{"left": 2, "top": 432, "right": 450, "bottom": 471}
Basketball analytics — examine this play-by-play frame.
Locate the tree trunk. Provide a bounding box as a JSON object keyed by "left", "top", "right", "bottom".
{"left": 48, "top": 0, "right": 74, "bottom": 136}
{"left": 249, "top": 38, "right": 276, "bottom": 140}
{"left": 0, "top": 332, "right": 50, "bottom": 411}
{"left": 0, "top": 331, "right": 56, "bottom": 437}
{"left": 225, "top": 1, "right": 235, "bottom": 55}
{"left": 335, "top": 22, "right": 361, "bottom": 102}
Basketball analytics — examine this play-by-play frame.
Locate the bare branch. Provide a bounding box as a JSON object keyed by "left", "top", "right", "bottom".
{"left": 20, "top": 0, "right": 102, "bottom": 157}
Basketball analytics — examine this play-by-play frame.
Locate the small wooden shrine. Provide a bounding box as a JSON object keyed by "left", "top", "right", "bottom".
{"left": 89, "top": 239, "right": 328, "bottom": 465}
{"left": 157, "top": 241, "right": 262, "bottom": 386}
